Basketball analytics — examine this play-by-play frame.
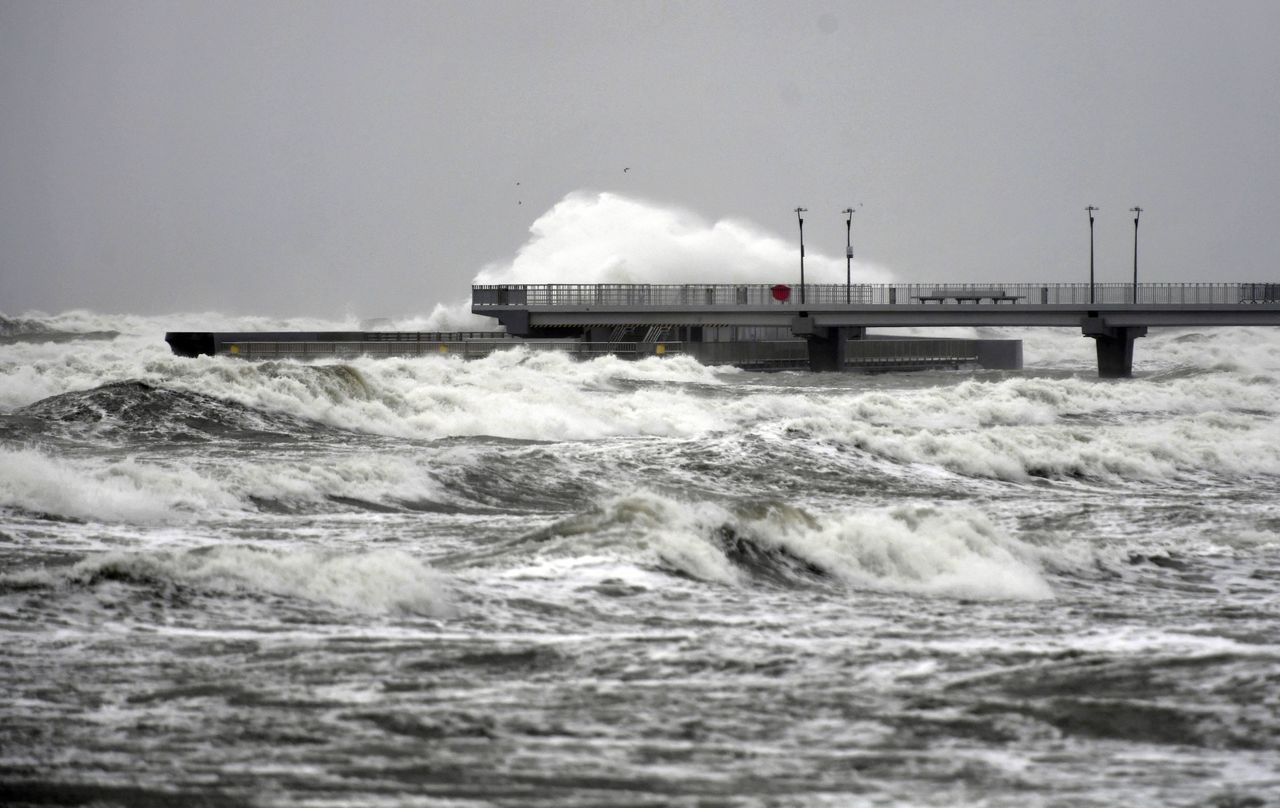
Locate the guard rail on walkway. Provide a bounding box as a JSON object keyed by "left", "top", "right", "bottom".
{"left": 473, "top": 282, "right": 1280, "bottom": 308}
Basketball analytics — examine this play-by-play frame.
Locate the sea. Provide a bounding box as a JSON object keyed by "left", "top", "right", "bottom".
{"left": 1, "top": 310, "right": 1278, "bottom": 808}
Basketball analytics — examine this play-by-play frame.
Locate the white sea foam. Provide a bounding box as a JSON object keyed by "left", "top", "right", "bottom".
{"left": 147, "top": 349, "right": 733, "bottom": 442}
{"left": 4, "top": 311, "right": 1280, "bottom": 483}
{"left": 6, "top": 351, "right": 1280, "bottom": 486}
{"left": 7, "top": 546, "right": 450, "bottom": 616}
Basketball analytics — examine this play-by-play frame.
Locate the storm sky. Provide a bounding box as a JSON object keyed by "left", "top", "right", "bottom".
{"left": 2, "top": 1, "right": 1278, "bottom": 317}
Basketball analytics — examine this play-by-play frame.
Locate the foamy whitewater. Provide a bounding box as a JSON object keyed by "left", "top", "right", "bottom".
{"left": 3, "top": 307, "right": 1279, "bottom": 807}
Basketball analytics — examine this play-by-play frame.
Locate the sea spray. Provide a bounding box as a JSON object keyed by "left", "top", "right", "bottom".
{"left": 475, "top": 191, "right": 895, "bottom": 287}
{"left": 337, "top": 191, "right": 901, "bottom": 332}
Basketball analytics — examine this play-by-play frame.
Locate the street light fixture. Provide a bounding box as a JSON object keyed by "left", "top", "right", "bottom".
{"left": 843, "top": 207, "right": 856, "bottom": 304}
{"left": 795, "top": 207, "right": 808, "bottom": 304}
{"left": 1086, "top": 206, "right": 1099, "bottom": 304}
{"left": 1131, "top": 206, "right": 1143, "bottom": 303}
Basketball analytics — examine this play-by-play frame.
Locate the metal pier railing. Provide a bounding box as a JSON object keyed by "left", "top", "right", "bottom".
{"left": 473, "top": 282, "right": 1280, "bottom": 308}
{"left": 220, "top": 339, "right": 683, "bottom": 361}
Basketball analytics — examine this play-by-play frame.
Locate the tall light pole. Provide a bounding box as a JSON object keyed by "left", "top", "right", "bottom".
{"left": 843, "top": 207, "right": 855, "bottom": 304}
{"left": 1086, "top": 205, "right": 1099, "bottom": 304}
{"left": 795, "top": 207, "right": 808, "bottom": 304}
{"left": 1131, "top": 206, "right": 1143, "bottom": 303}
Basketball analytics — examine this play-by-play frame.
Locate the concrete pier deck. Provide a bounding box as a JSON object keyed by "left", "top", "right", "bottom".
{"left": 472, "top": 282, "right": 1280, "bottom": 376}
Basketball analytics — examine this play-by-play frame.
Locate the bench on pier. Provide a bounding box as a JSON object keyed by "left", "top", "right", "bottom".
{"left": 914, "top": 288, "right": 1024, "bottom": 304}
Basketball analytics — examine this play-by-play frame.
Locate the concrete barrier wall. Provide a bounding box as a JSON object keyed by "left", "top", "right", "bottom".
{"left": 975, "top": 340, "right": 1023, "bottom": 370}
{"left": 680, "top": 337, "right": 1021, "bottom": 371}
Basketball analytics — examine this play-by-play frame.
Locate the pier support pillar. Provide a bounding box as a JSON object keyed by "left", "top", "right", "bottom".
{"left": 1082, "top": 318, "right": 1147, "bottom": 378}
{"left": 806, "top": 330, "right": 847, "bottom": 372}
{"left": 792, "top": 316, "right": 864, "bottom": 371}
{"left": 497, "top": 310, "right": 530, "bottom": 337}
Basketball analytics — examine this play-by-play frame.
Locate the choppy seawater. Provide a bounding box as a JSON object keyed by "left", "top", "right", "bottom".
{"left": 2, "top": 311, "right": 1279, "bottom": 807}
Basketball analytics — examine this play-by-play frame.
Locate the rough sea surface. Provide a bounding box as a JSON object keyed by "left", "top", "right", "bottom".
{"left": 2, "top": 311, "right": 1278, "bottom": 807}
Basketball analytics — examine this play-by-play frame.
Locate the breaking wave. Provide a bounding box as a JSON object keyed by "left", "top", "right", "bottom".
{"left": 476, "top": 191, "right": 895, "bottom": 287}
{"left": 0, "top": 444, "right": 457, "bottom": 524}
{"left": 8, "top": 380, "right": 334, "bottom": 444}
{"left": 0, "top": 445, "right": 241, "bottom": 523}
{"left": 783, "top": 373, "right": 1280, "bottom": 482}
{"left": 518, "top": 492, "right": 1055, "bottom": 601}
{"left": 161, "top": 350, "right": 729, "bottom": 442}
{"left": 0, "top": 312, "right": 117, "bottom": 345}
{"left": 6, "top": 345, "right": 1280, "bottom": 488}
{"left": 3, "top": 545, "right": 450, "bottom": 616}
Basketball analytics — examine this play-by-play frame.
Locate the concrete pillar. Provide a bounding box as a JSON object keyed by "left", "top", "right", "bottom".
{"left": 497, "top": 310, "right": 530, "bottom": 337}
{"left": 792, "top": 316, "right": 865, "bottom": 371}
{"left": 1082, "top": 318, "right": 1147, "bottom": 378}
{"left": 806, "top": 330, "right": 847, "bottom": 372}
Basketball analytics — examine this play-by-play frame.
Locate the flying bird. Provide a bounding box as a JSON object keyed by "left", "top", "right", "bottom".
{"left": 623, "top": 167, "right": 630, "bottom": 173}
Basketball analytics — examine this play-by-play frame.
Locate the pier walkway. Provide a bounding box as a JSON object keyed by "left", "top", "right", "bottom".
{"left": 472, "top": 282, "right": 1280, "bottom": 376}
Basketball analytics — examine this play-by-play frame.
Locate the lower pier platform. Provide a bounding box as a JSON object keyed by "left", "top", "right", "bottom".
{"left": 165, "top": 329, "right": 1023, "bottom": 372}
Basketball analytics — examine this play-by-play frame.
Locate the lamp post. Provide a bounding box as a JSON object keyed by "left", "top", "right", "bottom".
{"left": 1086, "top": 206, "right": 1099, "bottom": 304}
{"left": 795, "top": 207, "right": 808, "bottom": 304}
{"left": 843, "top": 207, "right": 855, "bottom": 304}
{"left": 1131, "top": 206, "right": 1142, "bottom": 303}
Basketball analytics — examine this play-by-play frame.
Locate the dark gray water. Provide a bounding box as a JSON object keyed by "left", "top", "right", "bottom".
{"left": 2, "top": 314, "right": 1279, "bottom": 807}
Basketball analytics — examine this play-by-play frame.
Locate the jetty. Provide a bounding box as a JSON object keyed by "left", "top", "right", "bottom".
{"left": 471, "top": 282, "right": 1280, "bottom": 377}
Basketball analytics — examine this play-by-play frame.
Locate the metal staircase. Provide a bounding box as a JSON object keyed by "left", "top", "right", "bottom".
{"left": 606, "top": 325, "right": 629, "bottom": 345}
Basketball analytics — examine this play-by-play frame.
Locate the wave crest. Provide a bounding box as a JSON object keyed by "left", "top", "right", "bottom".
{"left": 6, "top": 546, "right": 450, "bottom": 616}
{"left": 526, "top": 493, "right": 1053, "bottom": 600}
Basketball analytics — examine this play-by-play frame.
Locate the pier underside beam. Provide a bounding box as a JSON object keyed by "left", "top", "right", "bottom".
{"left": 1083, "top": 318, "right": 1148, "bottom": 378}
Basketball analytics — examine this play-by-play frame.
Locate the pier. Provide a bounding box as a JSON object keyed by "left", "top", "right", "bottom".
{"left": 472, "top": 282, "right": 1280, "bottom": 377}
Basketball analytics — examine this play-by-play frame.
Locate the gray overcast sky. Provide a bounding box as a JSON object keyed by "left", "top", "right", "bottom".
{"left": 2, "top": 0, "right": 1279, "bottom": 317}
